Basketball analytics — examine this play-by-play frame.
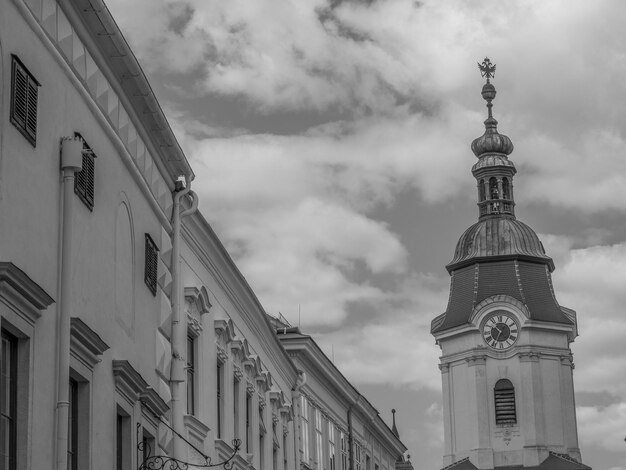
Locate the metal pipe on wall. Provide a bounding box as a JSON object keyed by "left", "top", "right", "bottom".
{"left": 169, "top": 176, "right": 198, "bottom": 460}
{"left": 55, "top": 136, "right": 83, "bottom": 470}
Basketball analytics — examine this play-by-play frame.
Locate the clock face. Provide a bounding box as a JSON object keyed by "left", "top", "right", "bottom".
{"left": 482, "top": 312, "right": 519, "bottom": 350}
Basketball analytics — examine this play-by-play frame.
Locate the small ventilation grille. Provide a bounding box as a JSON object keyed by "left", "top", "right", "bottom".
{"left": 144, "top": 234, "right": 158, "bottom": 296}
{"left": 494, "top": 379, "right": 516, "bottom": 425}
{"left": 10, "top": 55, "right": 39, "bottom": 146}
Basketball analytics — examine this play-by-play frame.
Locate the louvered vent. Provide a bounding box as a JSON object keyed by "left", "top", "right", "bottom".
{"left": 494, "top": 379, "right": 516, "bottom": 425}
{"left": 73, "top": 133, "right": 96, "bottom": 210}
{"left": 144, "top": 234, "right": 159, "bottom": 296}
{"left": 10, "top": 55, "right": 40, "bottom": 146}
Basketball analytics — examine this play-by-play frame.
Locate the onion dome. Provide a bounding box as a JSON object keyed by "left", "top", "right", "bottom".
{"left": 470, "top": 83, "right": 514, "bottom": 157}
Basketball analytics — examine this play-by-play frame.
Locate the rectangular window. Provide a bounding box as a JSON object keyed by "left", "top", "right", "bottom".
{"left": 73, "top": 133, "right": 96, "bottom": 211}
{"left": 116, "top": 408, "right": 131, "bottom": 470}
{"left": 233, "top": 378, "right": 240, "bottom": 439}
{"left": 216, "top": 361, "right": 223, "bottom": 437}
{"left": 340, "top": 432, "right": 348, "bottom": 470}
{"left": 354, "top": 443, "right": 362, "bottom": 470}
{"left": 68, "top": 378, "right": 78, "bottom": 470}
{"left": 329, "top": 424, "right": 336, "bottom": 470}
{"left": 141, "top": 428, "right": 155, "bottom": 463}
{"left": 300, "top": 396, "right": 310, "bottom": 464}
{"left": 10, "top": 55, "right": 39, "bottom": 146}
{"left": 187, "top": 335, "right": 195, "bottom": 416}
{"left": 0, "top": 330, "right": 17, "bottom": 470}
{"left": 259, "top": 406, "right": 265, "bottom": 470}
{"left": 144, "top": 234, "right": 158, "bottom": 296}
{"left": 246, "top": 389, "right": 252, "bottom": 453}
{"left": 315, "top": 409, "right": 323, "bottom": 468}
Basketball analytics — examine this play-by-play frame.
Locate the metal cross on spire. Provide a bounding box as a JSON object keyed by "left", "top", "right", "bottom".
{"left": 478, "top": 57, "right": 496, "bottom": 82}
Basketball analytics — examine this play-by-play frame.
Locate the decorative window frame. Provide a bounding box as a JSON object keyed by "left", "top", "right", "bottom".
{"left": 0, "top": 263, "right": 52, "bottom": 470}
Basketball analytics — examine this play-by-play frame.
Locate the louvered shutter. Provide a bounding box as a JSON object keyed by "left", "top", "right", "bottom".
{"left": 494, "top": 379, "right": 517, "bottom": 424}
{"left": 26, "top": 80, "right": 38, "bottom": 142}
{"left": 11, "top": 63, "right": 28, "bottom": 129}
{"left": 144, "top": 235, "right": 159, "bottom": 296}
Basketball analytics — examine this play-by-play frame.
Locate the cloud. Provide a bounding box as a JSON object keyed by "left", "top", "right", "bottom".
{"left": 578, "top": 403, "right": 626, "bottom": 452}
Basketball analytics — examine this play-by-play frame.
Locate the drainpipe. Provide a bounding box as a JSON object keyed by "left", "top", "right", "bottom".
{"left": 169, "top": 176, "right": 198, "bottom": 460}
{"left": 55, "top": 136, "right": 83, "bottom": 470}
{"left": 348, "top": 396, "right": 361, "bottom": 470}
{"left": 291, "top": 370, "right": 306, "bottom": 469}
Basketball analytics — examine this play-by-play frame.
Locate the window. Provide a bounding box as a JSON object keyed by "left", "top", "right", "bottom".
{"left": 315, "top": 409, "right": 323, "bottom": 468}
{"left": 141, "top": 428, "right": 155, "bottom": 463}
{"left": 144, "top": 234, "right": 158, "bottom": 296}
{"left": 0, "top": 330, "right": 17, "bottom": 470}
{"left": 494, "top": 379, "right": 516, "bottom": 425}
{"left": 340, "top": 432, "right": 348, "bottom": 470}
{"left": 233, "top": 378, "right": 240, "bottom": 439}
{"left": 354, "top": 443, "right": 362, "bottom": 470}
{"left": 10, "top": 55, "right": 39, "bottom": 146}
{"left": 187, "top": 334, "right": 195, "bottom": 416}
{"left": 216, "top": 361, "right": 223, "bottom": 436}
{"left": 328, "top": 424, "right": 336, "bottom": 470}
{"left": 246, "top": 389, "right": 252, "bottom": 453}
{"left": 300, "top": 396, "right": 310, "bottom": 464}
{"left": 259, "top": 405, "right": 266, "bottom": 470}
{"left": 68, "top": 378, "right": 78, "bottom": 470}
{"left": 116, "top": 408, "right": 131, "bottom": 470}
{"left": 73, "top": 133, "right": 96, "bottom": 211}
{"left": 502, "top": 177, "right": 510, "bottom": 200}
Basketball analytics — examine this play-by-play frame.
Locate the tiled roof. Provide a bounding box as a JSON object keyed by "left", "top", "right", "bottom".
{"left": 432, "top": 260, "right": 573, "bottom": 333}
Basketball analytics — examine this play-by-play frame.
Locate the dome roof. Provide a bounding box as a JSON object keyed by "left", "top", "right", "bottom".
{"left": 471, "top": 117, "right": 514, "bottom": 157}
{"left": 447, "top": 217, "right": 554, "bottom": 272}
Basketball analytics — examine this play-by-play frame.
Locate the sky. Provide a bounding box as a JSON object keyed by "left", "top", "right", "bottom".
{"left": 104, "top": 1, "right": 626, "bottom": 468}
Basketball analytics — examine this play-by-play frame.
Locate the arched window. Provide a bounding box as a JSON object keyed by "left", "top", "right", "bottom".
{"left": 494, "top": 379, "right": 516, "bottom": 425}
{"left": 502, "top": 177, "right": 510, "bottom": 200}
{"left": 478, "top": 179, "right": 486, "bottom": 201}
{"left": 489, "top": 177, "right": 499, "bottom": 199}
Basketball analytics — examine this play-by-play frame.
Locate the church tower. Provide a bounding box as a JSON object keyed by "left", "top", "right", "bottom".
{"left": 431, "top": 59, "right": 590, "bottom": 470}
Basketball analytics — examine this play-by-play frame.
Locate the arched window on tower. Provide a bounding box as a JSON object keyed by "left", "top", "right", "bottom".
{"left": 502, "top": 177, "right": 510, "bottom": 200}
{"left": 489, "top": 177, "right": 499, "bottom": 199}
{"left": 479, "top": 179, "right": 486, "bottom": 201}
{"left": 494, "top": 379, "right": 516, "bottom": 425}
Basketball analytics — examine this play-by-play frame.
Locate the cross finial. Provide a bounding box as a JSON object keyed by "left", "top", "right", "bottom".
{"left": 478, "top": 57, "right": 496, "bottom": 82}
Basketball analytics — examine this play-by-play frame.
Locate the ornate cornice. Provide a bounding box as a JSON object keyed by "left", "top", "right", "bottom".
{"left": 70, "top": 317, "right": 109, "bottom": 369}
{"left": 140, "top": 387, "right": 169, "bottom": 418}
{"left": 113, "top": 360, "right": 148, "bottom": 405}
{"left": 518, "top": 352, "right": 540, "bottom": 363}
{"left": 0, "top": 262, "right": 54, "bottom": 324}
{"left": 184, "top": 286, "right": 211, "bottom": 315}
{"left": 214, "top": 318, "right": 236, "bottom": 344}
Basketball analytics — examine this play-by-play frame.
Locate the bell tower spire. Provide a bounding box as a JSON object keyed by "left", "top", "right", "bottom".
{"left": 430, "top": 59, "right": 589, "bottom": 470}
{"left": 471, "top": 58, "right": 516, "bottom": 220}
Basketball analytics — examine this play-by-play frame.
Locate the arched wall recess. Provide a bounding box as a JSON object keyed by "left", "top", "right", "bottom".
{"left": 115, "top": 195, "right": 135, "bottom": 335}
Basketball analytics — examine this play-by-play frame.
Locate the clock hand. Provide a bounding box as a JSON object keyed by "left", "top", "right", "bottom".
{"left": 493, "top": 326, "right": 503, "bottom": 341}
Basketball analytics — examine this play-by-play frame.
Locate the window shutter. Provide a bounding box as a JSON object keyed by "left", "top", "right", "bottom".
{"left": 10, "top": 56, "right": 39, "bottom": 146}
{"left": 494, "top": 379, "right": 516, "bottom": 425}
{"left": 26, "top": 80, "right": 38, "bottom": 141}
{"left": 144, "top": 235, "right": 158, "bottom": 296}
{"left": 12, "top": 64, "right": 28, "bottom": 128}
{"left": 73, "top": 134, "right": 96, "bottom": 211}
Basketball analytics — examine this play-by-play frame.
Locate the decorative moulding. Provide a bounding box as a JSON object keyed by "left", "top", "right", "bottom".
{"left": 214, "top": 318, "right": 236, "bottom": 344}
{"left": 140, "top": 386, "right": 170, "bottom": 418}
{"left": 113, "top": 360, "right": 148, "bottom": 405}
{"left": 184, "top": 414, "right": 210, "bottom": 443}
{"left": 185, "top": 286, "right": 212, "bottom": 315}
{"left": 70, "top": 317, "right": 110, "bottom": 369}
{"left": 217, "top": 345, "right": 229, "bottom": 364}
{"left": 187, "top": 313, "right": 203, "bottom": 335}
{"left": 0, "top": 262, "right": 54, "bottom": 324}
{"left": 233, "top": 364, "right": 244, "bottom": 380}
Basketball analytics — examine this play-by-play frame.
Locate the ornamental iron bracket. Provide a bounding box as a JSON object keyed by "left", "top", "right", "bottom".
{"left": 136, "top": 410, "right": 241, "bottom": 470}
